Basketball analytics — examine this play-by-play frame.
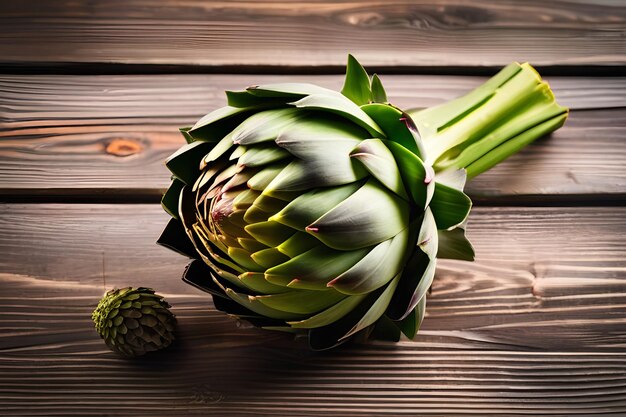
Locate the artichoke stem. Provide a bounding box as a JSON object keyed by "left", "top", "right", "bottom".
{"left": 407, "top": 62, "right": 568, "bottom": 179}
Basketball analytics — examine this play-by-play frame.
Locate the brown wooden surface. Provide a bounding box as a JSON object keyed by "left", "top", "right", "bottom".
{"left": 0, "top": 0, "right": 625, "bottom": 70}
{"left": 1, "top": 74, "right": 625, "bottom": 201}
{"left": 1, "top": 204, "right": 625, "bottom": 416}
{"left": 1, "top": 0, "right": 625, "bottom": 415}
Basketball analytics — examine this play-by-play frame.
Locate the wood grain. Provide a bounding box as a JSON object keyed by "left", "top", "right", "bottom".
{"left": 0, "top": 0, "right": 624, "bottom": 70}
{"left": 1, "top": 74, "right": 625, "bottom": 202}
{"left": 0, "top": 204, "right": 625, "bottom": 415}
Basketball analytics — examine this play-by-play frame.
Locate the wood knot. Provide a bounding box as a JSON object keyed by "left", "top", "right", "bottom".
{"left": 343, "top": 11, "right": 384, "bottom": 27}
{"left": 105, "top": 138, "right": 143, "bottom": 157}
{"left": 189, "top": 385, "right": 223, "bottom": 404}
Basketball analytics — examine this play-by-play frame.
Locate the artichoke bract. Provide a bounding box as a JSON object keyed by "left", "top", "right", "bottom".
{"left": 158, "top": 55, "right": 567, "bottom": 350}
{"left": 92, "top": 287, "right": 176, "bottom": 356}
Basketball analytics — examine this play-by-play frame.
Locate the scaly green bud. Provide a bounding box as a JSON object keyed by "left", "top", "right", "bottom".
{"left": 92, "top": 287, "right": 176, "bottom": 357}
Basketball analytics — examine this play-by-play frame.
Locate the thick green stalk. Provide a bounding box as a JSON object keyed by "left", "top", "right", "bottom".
{"left": 408, "top": 63, "right": 568, "bottom": 179}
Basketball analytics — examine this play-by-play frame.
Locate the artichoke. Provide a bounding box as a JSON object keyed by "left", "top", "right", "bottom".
{"left": 158, "top": 55, "right": 567, "bottom": 350}
{"left": 92, "top": 287, "right": 176, "bottom": 356}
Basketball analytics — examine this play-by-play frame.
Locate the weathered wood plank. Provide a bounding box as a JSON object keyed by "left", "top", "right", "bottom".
{"left": 0, "top": 0, "right": 624, "bottom": 70}
{"left": 1, "top": 74, "right": 624, "bottom": 201}
{"left": 0, "top": 204, "right": 624, "bottom": 415}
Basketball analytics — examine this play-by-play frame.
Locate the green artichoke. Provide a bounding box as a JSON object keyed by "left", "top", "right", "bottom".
{"left": 92, "top": 287, "right": 176, "bottom": 356}
{"left": 158, "top": 55, "right": 567, "bottom": 350}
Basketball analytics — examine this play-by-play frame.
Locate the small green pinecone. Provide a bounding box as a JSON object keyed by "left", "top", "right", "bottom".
{"left": 92, "top": 287, "right": 176, "bottom": 357}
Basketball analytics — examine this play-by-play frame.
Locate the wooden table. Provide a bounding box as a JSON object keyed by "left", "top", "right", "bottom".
{"left": 1, "top": 1, "right": 625, "bottom": 415}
